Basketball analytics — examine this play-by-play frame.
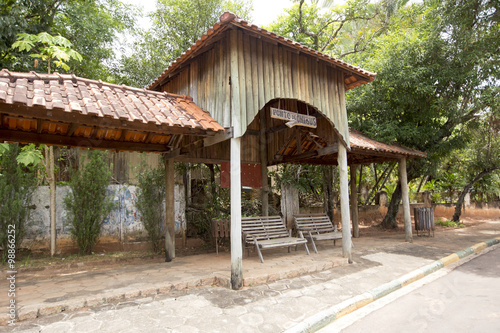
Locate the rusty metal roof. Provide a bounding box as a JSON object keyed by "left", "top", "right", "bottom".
{"left": 0, "top": 69, "right": 224, "bottom": 134}
{"left": 148, "top": 12, "right": 376, "bottom": 91}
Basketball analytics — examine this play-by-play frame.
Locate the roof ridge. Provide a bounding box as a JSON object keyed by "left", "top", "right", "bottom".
{"left": 148, "top": 11, "right": 377, "bottom": 90}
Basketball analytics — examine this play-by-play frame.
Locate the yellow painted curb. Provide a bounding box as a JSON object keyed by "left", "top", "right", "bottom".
{"left": 470, "top": 242, "right": 487, "bottom": 253}
{"left": 399, "top": 270, "right": 425, "bottom": 287}
{"left": 440, "top": 253, "right": 460, "bottom": 266}
{"left": 336, "top": 294, "right": 374, "bottom": 319}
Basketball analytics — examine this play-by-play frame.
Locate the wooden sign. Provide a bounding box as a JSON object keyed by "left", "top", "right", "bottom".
{"left": 270, "top": 107, "right": 317, "bottom": 128}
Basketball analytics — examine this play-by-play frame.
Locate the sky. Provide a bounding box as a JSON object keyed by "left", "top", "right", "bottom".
{"left": 122, "top": 0, "right": 294, "bottom": 28}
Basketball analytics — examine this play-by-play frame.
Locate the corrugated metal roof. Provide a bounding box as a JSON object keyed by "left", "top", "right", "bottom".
{"left": 148, "top": 12, "right": 376, "bottom": 91}
{"left": 0, "top": 69, "right": 224, "bottom": 134}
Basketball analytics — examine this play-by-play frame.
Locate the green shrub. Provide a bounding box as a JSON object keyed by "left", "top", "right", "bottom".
{"left": 0, "top": 144, "right": 36, "bottom": 262}
{"left": 436, "top": 220, "right": 465, "bottom": 228}
{"left": 64, "top": 150, "right": 115, "bottom": 255}
{"left": 135, "top": 163, "right": 165, "bottom": 253}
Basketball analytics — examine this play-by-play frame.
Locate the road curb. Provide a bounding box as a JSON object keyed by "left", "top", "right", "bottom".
{"left": 285, "top": 237, "right": 500, "bottom": 333}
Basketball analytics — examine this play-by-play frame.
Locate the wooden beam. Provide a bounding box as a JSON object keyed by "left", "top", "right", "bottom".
{"left": 0, "top": 103, "right": 214, "bottom": 136}
{"left": 164, "top": 157, "right": 176, "bottom": 261}
{"left": 266, "top": 123, "right": 288, "bottom": 134}
{"left": 278, "top": 144, "right": 339, "bottom": 164}
{"left": 260, "top": 110, "right": 269, "bottom": 216}
{"left": 350, "top": 165, "right": 359, "bottom": 238}
{"left": 338, "top": 141, "right": 352, "bottom": 263}
{"left": 0, "top": 129, "right": 172, "bottom": 152}
{"left": 163, "top": 128, "right": 232, "bottom": 160}
{"left": 37, "top": 118, "right": 42, "bottom": 134}
{"left": 66, "top": 123, "right": 79, "bottom": 137}
{"left": 230, "top": 137, "right": 243, "bottom": 290}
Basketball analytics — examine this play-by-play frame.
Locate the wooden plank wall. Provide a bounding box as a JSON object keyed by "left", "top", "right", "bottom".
{"left": 161, "top": 27, "right": 349, "bottom": 150}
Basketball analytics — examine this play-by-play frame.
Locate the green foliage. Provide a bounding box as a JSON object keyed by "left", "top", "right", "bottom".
{"left": 16, "top": 144, "right": 44, "bottom": 168}
{"left": 265, "top": 0, "right": 390, "bottom": 57}
{"left": 436, "top": 220, "right": 465, "bottom": 228}
{"left": 346, "top": 0, "right": 499, "bottom": 204}
{"left": 12, "top": 32, "right": 82, "bottom": 73}
{"left": 1, "top": 0, "right": 134, "bottom": 79}
{"left": 0, "top": 144, "right": 36, "bottom": 263}
{"left": 116, "top": 0, "right": 253, "bottom": 87}
{"left": 64, "top": 150, "right": 115, "bottom": 255}
{"left": 135, "top": 162, "right": 165, "bottom": 253}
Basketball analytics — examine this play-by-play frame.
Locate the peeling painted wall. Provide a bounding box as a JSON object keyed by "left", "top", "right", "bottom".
{"left": 26, "top": 184, "right": 186, "bottom": 242}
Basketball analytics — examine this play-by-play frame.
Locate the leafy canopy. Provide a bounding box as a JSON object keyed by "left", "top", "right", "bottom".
{"left": 12, "top": 32, "right": 82, "bottom": 73}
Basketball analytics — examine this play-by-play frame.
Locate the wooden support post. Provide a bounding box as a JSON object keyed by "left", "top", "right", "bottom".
{"left": 230, "top": 137, "right": 243, "bottom": 290}
{"left": 48, "top": 146, "right": 56, "bottom": 256}
{"left": 338, "top": 142, "right": 352, "bottom": 262}
{"left": 259, "top": 110, "right": 269, "bottom": 216}
{"left": 399, "top": 158, "right": 413, "bottom": 243}
{"left": 164, "top": 157, "right": 176, "bottom": 262}
{"left": 350, "top": 164, "right": 359, "bottom": 238}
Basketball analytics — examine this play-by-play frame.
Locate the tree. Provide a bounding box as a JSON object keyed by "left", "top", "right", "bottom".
{"left": 0, "top": 144, "right": 37, "bottom": 263}
{"left": 64, "top": 150, "right": 115, "bottom": 255}
{"left": 452, "top": 88, "right": 500, "bottom": 222}
{"left": 12, "top": 31, "right": 83, "bottom": 256}
{"left": 265, "top": 0, "right": 398, "bottom": 58}
{"left": 115, "top": 0, "right": 253, "bottom": 87}
{"left": 1, "top": 0, "right": 134, "bottom": 80}
{"left": 346, "top": 0, "right": 499, "bottom": 228}
{"left": 135, "top": 162, "right": 165, "bottom": 253}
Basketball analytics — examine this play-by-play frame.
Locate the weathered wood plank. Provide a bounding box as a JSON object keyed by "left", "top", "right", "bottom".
{"left": 256, "top": 39, "right": 265, "bottom": 109}
{"left": 229, "top": 29, "right": 242, "bottom": 136}
{"left": 223, "top": 35, "right": 231, "bottom": 128}
{"left": 273, "top": 44, "right": 281, "bottom": 97}
{"left": 237, "top": 30, "right": 246, "bottom": 136}
{"left": 250, "top": 36, "right": 259, "bottom": 116}
{"left": 243, "top": 33, "right": 254, "bottom": 126}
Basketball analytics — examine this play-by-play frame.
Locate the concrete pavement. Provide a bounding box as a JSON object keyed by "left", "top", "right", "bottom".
{"left": 1, "top": 218, "right": 499, "bottom": 332}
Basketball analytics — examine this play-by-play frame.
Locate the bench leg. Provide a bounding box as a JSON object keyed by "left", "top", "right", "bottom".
{"left": 255, "top": 245, "right": 264, "bottom": 263}
{"left": 310, "top": 238, "right": 318, "bottom": 254}
{"left": 304, "top": 243, "right": 310, "bottom": 255}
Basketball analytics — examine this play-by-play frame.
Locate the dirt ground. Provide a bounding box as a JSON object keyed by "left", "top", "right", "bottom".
{"left": 1, "top": 214, "right": 496, "bottom": 276}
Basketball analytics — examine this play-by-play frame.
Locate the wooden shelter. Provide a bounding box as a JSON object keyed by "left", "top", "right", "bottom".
{"left": 0, "top": 68, "right": 224, "bottom": 263}
{"left": 0, "top": 12, "right": 425, "bottom": 291}
{"left": 147, "top": 12, "right": 424, "bottom": 290}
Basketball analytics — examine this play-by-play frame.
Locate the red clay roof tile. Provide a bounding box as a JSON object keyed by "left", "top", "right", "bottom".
{"left": 0, "top": 69, "right": 224, "bottom": 134}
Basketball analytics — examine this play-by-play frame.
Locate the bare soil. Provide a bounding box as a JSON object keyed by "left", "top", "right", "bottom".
{"left": 1, "top": 216, "right": 495, "bottom": 275}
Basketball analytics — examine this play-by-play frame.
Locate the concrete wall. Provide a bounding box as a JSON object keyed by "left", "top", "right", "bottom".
{"left": 301, "top": 201, "right": 500, "bottom": 227}
{"left": 26, "top": 184, "right": 186, "bottom": 248}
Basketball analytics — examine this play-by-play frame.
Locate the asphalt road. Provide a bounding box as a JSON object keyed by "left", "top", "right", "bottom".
{"left": 331, "top": 247, "right": 500, "bottom": 333}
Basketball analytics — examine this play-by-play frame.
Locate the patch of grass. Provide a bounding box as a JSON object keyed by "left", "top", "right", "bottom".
{"left": 436, "top": 220, "right": 465, "bottom": 228}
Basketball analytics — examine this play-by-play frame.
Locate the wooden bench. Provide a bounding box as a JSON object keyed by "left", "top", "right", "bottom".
{"left": 241, "top": 215, "right": 310, "bottom": 263}
{"left": 293, "top": 213, "right": 342, "bottom": 253}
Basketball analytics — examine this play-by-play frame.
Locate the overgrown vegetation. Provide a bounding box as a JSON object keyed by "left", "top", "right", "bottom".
{"left": 64, "top": 150, "right": 115, "bottom": 255}
{"left": 436, "top": 220, "right": 465, "bottom": 228}
{"left": 135, "top": 162, "right": 165, "bottom": 253}
{"left": 0, "top": 144, "right": 37, "bottom": 262}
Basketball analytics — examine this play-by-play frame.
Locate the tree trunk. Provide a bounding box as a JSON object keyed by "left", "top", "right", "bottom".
{"left": 381, "top": 182, "right": 401, "bottom": 229}
{"left": 45, "top": 146, "right": 57, "bottom": 257}
{"left": 322, "top": 165, "right": 334, "bottom": 223}
{"left": 452, "top": 169, "right": 494, "bottom": 222}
